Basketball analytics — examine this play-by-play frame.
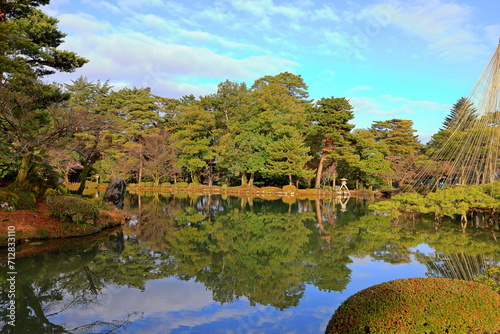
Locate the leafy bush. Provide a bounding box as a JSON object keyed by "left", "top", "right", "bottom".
{"left": 188, "top": 182, "right": 201, "bottom": 188}
{"left": 145, "top": 182, "right": 154, "bottom": 187}
{"left": 161, "top": 182, "right": 171, "bottom": 187}
{"left": 326, "top": 277, "right": 500, "bottom": 334}
{"left": 0, "top": 189, "right": 37, "bottom": 210}
{"left": 282, "top": 185, "right": 297, "bottom": 193}
{"left": 0, "top": 190, "right": 18, "bottom": 211}
{"left": 475, "top": 266, "right": 500, "bottom": 294}
{"left": 48, "top": 196, "right": 99, "bottom": 224}
{"left": 44, "top": 188, "right": 58, "bottom": 197}
{"left": 38, "top": 229, "right": 50, "bottom": 238}
{"left": 173, "top": 182, "right": 189, "bottom": 188}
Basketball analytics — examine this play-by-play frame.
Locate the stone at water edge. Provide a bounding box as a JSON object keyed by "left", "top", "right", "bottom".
{"left": 103, "top": 177, "right": 126, "bottom": 209}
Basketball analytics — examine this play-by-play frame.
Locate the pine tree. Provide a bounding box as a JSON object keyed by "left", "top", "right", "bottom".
{"left": 308, "top": 97, "right": 356, "bottom": 188}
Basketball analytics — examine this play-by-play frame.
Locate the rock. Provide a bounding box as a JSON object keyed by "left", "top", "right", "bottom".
{"left": 103, "top": 177, "right": 126, "bottom": 209}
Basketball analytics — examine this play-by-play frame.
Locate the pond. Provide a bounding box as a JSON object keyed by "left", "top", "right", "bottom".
{"left": 1, "top": 193, "right": 499, "bottom": 333}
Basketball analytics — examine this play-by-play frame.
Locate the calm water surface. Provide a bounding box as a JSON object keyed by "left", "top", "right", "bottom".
{"left": 1, "top": 193, "right": 499, "bottom": 333}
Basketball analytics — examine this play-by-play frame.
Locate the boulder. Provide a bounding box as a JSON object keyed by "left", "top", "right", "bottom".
{"left": 103, "top": 177, "right": 126, "bottom": 209}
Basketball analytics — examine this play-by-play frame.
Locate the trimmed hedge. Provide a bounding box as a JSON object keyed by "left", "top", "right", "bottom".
{"left": 326, "top": 277, "right": 500, "bottom": 334}
{"left": 48, "top": 196, "right": 99, "bottom": 225}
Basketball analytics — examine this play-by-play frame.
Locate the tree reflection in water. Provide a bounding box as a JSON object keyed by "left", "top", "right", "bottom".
{"left": 1, "top": 194, "right": 498, "bottom": 332}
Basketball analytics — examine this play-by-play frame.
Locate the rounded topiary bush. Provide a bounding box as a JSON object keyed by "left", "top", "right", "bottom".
{"left": 282, "top": 185, "right": 297, "bottom": 193}
{"left": 48, "top": 196, "right": 99, "bottom": 224}
{"left": 326, "top": 277, "right": 500, "bottom": 334}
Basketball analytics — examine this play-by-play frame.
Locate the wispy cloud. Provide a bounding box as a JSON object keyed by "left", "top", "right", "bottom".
{"left": 349, "top": 85, "right": 373, "bottom": 93}
{"left": 53, "top": 13, "right": 298, "bottom": 97}
{"left": 361, "top": 0, "right": 490, "bottom": 60}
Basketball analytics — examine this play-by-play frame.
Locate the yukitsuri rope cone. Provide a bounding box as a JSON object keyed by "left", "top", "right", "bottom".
{"left": 415, "top": 40, "right": 500, "bottom": 188}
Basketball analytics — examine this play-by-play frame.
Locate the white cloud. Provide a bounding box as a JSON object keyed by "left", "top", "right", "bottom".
{"left": 51, "top": 12, "right": 298, "bottom": 98}
{"left": 361, "top": 0, "right": 488, "bottom": 60}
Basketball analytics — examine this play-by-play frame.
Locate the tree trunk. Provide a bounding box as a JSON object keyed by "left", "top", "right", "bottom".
{"left": 76, "top": 153, "right": 100, "bottom": 195}
{"left": 241, "top": 172, "right": 248, "bottom": 186}
{"left": 315, "top": 153, "right": 326, "bottom": 189}
{"left": 138, "top": 147, "right": 143, "bottom": 184}
{"left": 15, "top": 153, "right": 34, "bottom": 189}
{"left": 315, "top": 199, "right": 325, "bottom": 234}
{"left": 248, "top": 172, "right": 255, "bottom": 187}
{"left": 288, "top": 174, "right": 293, "bottom": 185}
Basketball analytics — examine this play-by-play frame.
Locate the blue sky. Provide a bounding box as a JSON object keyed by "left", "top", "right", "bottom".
{"left": 44, "top": 0, "right": 500, "bottom": 142}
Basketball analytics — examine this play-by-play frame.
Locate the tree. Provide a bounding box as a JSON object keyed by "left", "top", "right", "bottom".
{"left": 308, "top": 97, "right": 356, "bottom": 188}
{"left": 370, "top": 119, "right": 422, "bottom": 187}
{"left": 0, "top": 0, "right": 87, "bottom": 85}
{"left": 0, "top": 75, "right": 77, "bottom": 188}
{"left": 344, "top": 129, "right": 393, "bottom": 189}
{"left": 171, "top": 100, "right": 215, "bottom": 183}
{"left": 0, "top": 1, "right": 87, "bottom": 188}
{"left": 105, "top": 87, "right": 163, "bottom": 183}
{"left": 63, "top": 77, "right": 116, "bottom": 194}
{"left": 264, "top": 133, "right": 314, "bottom": 186}
{"left": 441, "top": 97, "right": 477, "bottom": 131}
{"left": 142, "top": 129, "right": 177, "bottom": 186}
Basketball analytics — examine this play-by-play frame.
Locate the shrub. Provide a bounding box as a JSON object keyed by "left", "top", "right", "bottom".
{"left": 48, "top": 196, "right": 99, "bottom": 225}
{"left": 145, "top": 182, "right": 154, "bottom": 187}
{"left": 326, "top": 277, "right": 500, "bottom": 334}
{"left": 44, "top": 188, "right": 58, "bottom": 197}
{"left": 161, "top": 182, "right": 171, "bottom": 187}
{"left": 0, "top": 190, "right": 18, "bottom": 211}
{"left": 38, "top": 229, "right": 50, "bottom": 238}
{"left": 173, "top": 182, "right": 189, "bottom": 188}
{"left": 475, "top": 266, "right": 500, "bottom": 294}
{"left": 7, "top": 190, "right": 37, "bottom": 210}
{"left": 188, "top": 182, "right": 201, "bottom": 188}
{"left": 282, "top": 185, "right": 297, "bottom": 193}
{"left": 137, "top": 182, "right": 146, "bottom": 187}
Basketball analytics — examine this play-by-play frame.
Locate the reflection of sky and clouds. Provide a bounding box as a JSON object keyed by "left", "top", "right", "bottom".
{"left": 50, "top": 278, "right": 341, "bottom": 333}
{"left": 2, "top": 195, "right": 498, "bottom": 333}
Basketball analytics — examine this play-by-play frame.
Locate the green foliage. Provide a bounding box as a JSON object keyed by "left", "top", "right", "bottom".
{"left": 282, "top": 185, "right": 297, "bottom": 192}
{"left": 48, "top": 196, "right": 99, "bottom": 224}
{"left": 371, "top": 185, "right": 499, "bottom": 221}
{"left": 0, "top": 190, "right": 19, "bottom": 211}
{"left": 37, "top": 229, "right": 50, "bottom": 238}
{"left": 480, "top": 183, "right": 500, "bottom": 200}
{"left": 14, "top": 190, "right": 37, "bottom": 209}
{"left": 145, "top": 182, "right": 154, "bottom": 187}
{"left": 264, "top": 133, "right": 314, "bottom": 184}
{"left": 173, "top": 182, "right": 189, "bottom": 188}
{"left": 326, "top": 277, "right": 500, "bottom": 334}
{"left": 0, "top": 2, "right": 88, "bottom": 79}
{"left": 475, "top": 266, "right": 500, "bottom": 294}
{"left": 0, "top": 189, "right": 37, "bottom": 210}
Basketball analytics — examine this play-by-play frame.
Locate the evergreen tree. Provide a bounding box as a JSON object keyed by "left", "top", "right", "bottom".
{"left": 308, "top": 97, "right": 356, "bottom": 188}
{"left": 441, "top": 97, "right": 476, "bottom": 131}
{"left": 264, "top": 133, "right": 314, "bottom": 186}
{"left": 0, "top": 1, "right": 87, "bottom": 188}
{"left": 370, "top": 119, "right": 422, "bottom": 187}
{"left": 171, "top": 98, "right": 215, "bottom": 183}
{"left": 0, "top": 0, "right": 87, "bottom": 84}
